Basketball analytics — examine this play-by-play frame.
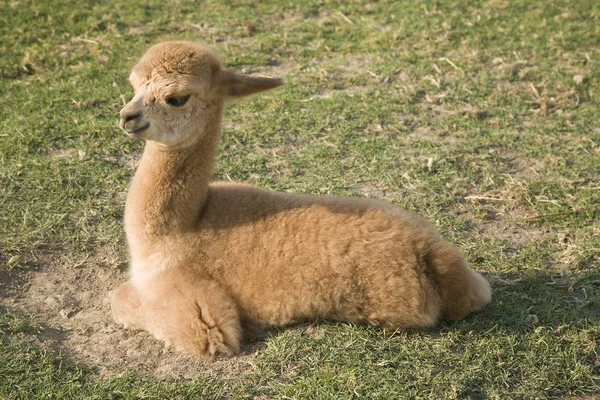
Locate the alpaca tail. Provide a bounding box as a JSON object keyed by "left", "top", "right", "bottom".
{"left": 426, "top": 241, "right": 492, "bottom": 321}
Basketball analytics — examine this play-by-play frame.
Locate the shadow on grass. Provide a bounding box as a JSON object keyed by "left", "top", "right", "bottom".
{"left": 440, "top": 272, "right": 600, "bottom": 333}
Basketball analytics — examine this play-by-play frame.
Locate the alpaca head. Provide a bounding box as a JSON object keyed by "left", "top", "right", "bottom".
{"left": 119, "top": 41, "right": 283, "bottom": 148}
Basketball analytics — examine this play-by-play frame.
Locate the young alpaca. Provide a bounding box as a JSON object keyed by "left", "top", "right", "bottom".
{"left": 111, "top": 41, "right": 491, "bottom": 358}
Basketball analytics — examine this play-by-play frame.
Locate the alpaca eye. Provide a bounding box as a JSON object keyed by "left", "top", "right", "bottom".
{"left": 166, "top": 95, "right": 190, "bottom": 107}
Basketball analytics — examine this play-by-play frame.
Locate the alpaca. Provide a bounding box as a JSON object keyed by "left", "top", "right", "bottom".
{"left": 111, "top": 41, "right": 491, "bottom": 358}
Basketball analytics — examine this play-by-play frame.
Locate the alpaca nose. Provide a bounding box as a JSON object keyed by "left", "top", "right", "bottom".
{"left": 121, "top": 110, "right": 142, "bottom": 124}
{"left": 120, "top": 109, "right": 149, "bottom": 135}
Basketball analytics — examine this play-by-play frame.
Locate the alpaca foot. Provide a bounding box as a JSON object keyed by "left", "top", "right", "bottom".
{"left": 134, "top": 277, "right": 243, "bottom": 359}
{"left": 442, "top": 268, "right": 492, "bottom": 321}
{"left": 467, "top": 269, "right": 492, "bottom": 312}
{"left": 151, "top": 297, "right": 242, "bottom": 359}
{"left": 112, "top": 274, "right": 243, "bottom": 358}
{"left": 111, "top": 281, "right": 145, "bottom": 330}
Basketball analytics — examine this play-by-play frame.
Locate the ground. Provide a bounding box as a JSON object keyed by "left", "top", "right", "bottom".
{"left": 0, "top": 0, "right": 599, "bottom": 398}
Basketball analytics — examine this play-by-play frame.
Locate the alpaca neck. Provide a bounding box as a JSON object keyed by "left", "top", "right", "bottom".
{"left": 125, "top": 111, "right": 222, "bottom": 258}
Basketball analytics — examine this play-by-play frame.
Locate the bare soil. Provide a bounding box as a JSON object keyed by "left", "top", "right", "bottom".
{"left": 1, "top": 254, "right": 261, "bottom": 380}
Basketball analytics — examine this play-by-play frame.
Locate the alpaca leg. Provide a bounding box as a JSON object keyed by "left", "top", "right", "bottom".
{"left": 426, "top": 241, "right": 492, "bottom": 321}
{"left": 363, "top": 271, "right": 442, "bottom": 330}
{"left": 465, "top": 268, "right": 492, "bottom": 314}
{"left": 111, "top": 280, "right": 147, "bottom": 330}
{"left": 144, "top": 278, "right": 243, "bottom": 358}
{"left": 440, "top": 267, "right": 491, "bottom": 321}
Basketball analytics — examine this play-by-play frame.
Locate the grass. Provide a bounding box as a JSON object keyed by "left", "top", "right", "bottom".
{"left": 1, "top": 0, "right": 599, "bottom": 398}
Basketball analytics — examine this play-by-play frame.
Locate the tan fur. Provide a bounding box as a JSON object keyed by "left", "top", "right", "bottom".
{"left": 111, "top": 41, "right": 492, "bottom": 358}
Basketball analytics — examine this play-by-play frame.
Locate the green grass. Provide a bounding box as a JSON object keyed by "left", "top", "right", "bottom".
{"left": 1, "top": 0, "right": 599, "bottom": 398}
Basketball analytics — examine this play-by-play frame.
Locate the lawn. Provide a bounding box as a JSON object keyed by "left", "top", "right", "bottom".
{"left": 0, "top": 0, "right": 599, "bottom": 398}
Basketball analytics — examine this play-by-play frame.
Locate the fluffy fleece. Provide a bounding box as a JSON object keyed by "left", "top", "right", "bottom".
{"left": 111, "top": 41, "right": 492, "bottom": 358}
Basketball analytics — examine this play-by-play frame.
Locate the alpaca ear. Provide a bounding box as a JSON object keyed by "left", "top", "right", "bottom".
{"left": 217, "top": 70, "right": 283, "bottom": 98}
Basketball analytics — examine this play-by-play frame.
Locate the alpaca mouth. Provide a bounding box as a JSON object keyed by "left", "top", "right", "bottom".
{"left": 125, "top": 123, "right": 150, "bottom": 136}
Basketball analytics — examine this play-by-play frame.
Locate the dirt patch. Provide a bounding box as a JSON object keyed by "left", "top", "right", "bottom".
{"left": 46, "top": 148, "right": 87, "bottom": 160}
{"left": 475, "top": 218, "right": 552, "bottom": 245}
{"left": 407, "top": 126, "right": 463, "bottom": 146}
{"left": 1, "top": 254, "right": 261, "bottom": 380}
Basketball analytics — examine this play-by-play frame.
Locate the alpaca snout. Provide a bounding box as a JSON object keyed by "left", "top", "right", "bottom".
{"left": 120, "top": 110, "right": 149, "bottom": 136}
